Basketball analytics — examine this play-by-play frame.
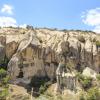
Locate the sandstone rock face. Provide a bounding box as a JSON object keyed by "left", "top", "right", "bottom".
{"left": 7, "top": 84, "right": 30, "bottom": 100}
{"left": 0, "top": 28, "right": 100, "bottom": 85}
{"left": 0, "top": 35, "right": 6, "bottom": 61}
{"left": 0, "top": 43, "right": 5, "bottom": 61}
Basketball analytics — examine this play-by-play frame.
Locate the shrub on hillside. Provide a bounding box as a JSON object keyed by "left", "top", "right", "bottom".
{"left": 96, "top": 74, "right": 100, "bottom": 81}
{"left": 0, "top": 68, "right": 6, "bottom": 80}
{"left": 76, "top": 73, "right": 92, "bottom": 89}
{"left": 0, "top": 88, "right": 9, "bottom": 100}
{"left": 0, "top": 68, "right": 9, "bottom": 99}
{"left": 95, "top": 40, "right": 100, "bottom": 47}
{"left": 86, "top": 87, "right": 100, "bottom": 100}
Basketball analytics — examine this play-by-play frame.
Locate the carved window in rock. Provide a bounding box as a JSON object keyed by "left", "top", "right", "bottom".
{"left": 17, "top": 70, "right": 24, "bottom": 78}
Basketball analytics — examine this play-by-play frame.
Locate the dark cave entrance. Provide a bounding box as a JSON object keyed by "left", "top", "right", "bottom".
{"left": 17, "top": 70, "right": 24, "bottom": 78}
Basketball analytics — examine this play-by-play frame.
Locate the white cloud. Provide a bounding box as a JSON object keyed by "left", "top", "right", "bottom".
{"left": 0, "top": 16, "right": 27, "bottom": 28}
{"left": 82, "top": 8, "right": 100, "bottom": 33}
{"left": 1, "top": 4, "right": 13, "bottom": 15}
{"left": 0, "top": 16, "right": 17, "bottom": 27}
{"left": 93, "top": 25, "right": 100, "bottom": 33}
{"left": 0, "top": 4, "right": 27, "bottom": 28}
{"left": 19, "top": 24, "right": 27, "bottom": 28}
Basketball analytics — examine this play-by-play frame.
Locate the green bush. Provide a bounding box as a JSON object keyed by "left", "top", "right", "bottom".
{"left": 76, "top": 72, "right": 84, "bottom": 79}
{"left": 76, "top": 73, "right": 92, "bottom": 89}
{"left": 0, "top": 68, "right": 6, "bottom": 79}
{"left": 2, "top": 76, "right": 10, "bottom": 86}
{"left": 86, "top": 87, "right": 100, "bottom": 100}
{"left": 79, "top": 87, "right": 100, "bottom": 100}
{"left": 80, "top": 93, "right": 86, "bottom": 100}
{"left": 39, "top": 85, "right": 47, "bottom": 94}
{"left": 0, "top": 68, "right": 9, "bottom": 99}
{"left": 81, "top": 77, "right": 92, "bottom": 89}
{"left": 96, "top": 40, "right": 100, "bottom": 47}
{"left": 0, "top": 88, "right": 9, "bottom": 99}
{"left": 96, "top": 74, "right": 100, "bottom": 81}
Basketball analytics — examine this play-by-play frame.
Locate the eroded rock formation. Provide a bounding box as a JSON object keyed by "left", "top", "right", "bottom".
{"left": 0, "top": 27, "right": 100, "bottom": 90}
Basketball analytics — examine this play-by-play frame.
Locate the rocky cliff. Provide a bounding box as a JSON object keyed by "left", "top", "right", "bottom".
{"left": 0, "top": 27, "right": 100, "bottom": 94}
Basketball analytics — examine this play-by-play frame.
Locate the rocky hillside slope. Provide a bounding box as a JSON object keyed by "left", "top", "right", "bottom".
{"left": 0, "top": 27, "right": 100, "bottom": 99}
{"left": 0, "top": 27, "right": 100, "bottom": 77}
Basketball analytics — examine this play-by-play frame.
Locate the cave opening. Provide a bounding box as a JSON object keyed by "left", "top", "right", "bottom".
{"left": 17, "top": 70, "right": 24, "bottom": 78}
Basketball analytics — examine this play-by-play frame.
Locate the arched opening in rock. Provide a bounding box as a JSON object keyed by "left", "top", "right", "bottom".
{"left": 17, "top": 71, "right": 24, "bottom": 78}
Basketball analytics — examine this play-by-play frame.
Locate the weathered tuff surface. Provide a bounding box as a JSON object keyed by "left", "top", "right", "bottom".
{"left": 0, "top": 27, "right": 100, "bottom": 85}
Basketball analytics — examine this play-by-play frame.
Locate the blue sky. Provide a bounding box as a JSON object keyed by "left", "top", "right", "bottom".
{"left": 0, "top": 0, "right": 100, "bottom": 33}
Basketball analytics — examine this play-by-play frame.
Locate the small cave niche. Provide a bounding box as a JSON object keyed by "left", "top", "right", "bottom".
{"left": 17, "top": 70, "right": 24, "bottom": 78}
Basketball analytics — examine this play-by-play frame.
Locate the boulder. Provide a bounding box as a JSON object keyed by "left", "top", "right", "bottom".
{"left": 82, "top": 67, "right": 97, "bottom": 79}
